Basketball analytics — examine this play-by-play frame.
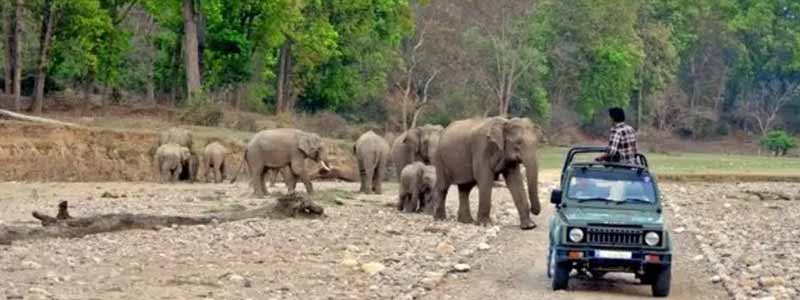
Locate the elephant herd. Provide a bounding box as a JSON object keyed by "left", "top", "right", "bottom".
{"left": 357, "top": 117, "right": 542, "bottom": 230}
{"left": 153, "top": 116, "right": 541, "bottom": 230}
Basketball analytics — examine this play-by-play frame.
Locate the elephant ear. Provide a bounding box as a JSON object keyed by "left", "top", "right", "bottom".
{"left": 487, "top": 120, "right": 505, "bottom": 152}
{"left": 298, "top": 132, "right": 321, "bottom": 157}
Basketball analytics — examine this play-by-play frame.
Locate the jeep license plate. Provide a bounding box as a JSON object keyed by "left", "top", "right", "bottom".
{"left": 596, "top": 250, "right": 632, "bottom": 259}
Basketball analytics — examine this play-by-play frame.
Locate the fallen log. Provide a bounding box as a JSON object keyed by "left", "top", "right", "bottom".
{"left": 0, "top": 195, "right": 324, "bottom": 245}
{"left": 0, "top": 108, "right": 82, "bottom": 128}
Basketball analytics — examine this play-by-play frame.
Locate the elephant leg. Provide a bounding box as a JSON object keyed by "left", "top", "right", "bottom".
{"left": 405, "top": 190, "right": 420, "bottom": 213}
{"left": 215, "top": 164, "right": 223, "bottom": 183}
{"left": 504, "top": 168, "right": 535, "bottom": 230}
{"left": 250, "top": 165, "right": 266, "bottom": 197}
{"left": 357, "top": 158, "right": 368, "bottom": 193}
{"left": 289, "top": 159, "right": 313, "bottom": 194}
{"left": 457, "top": 183, "right": 475, "bottom": 224}
{"left": 432, "top": 175, "right": 450, "bottom": 221}
{"left": 173, "top": 165, "right": 182, "bottom": 182}
{"left": 283, "top": 169, "right": 298, "bottom": 194}
{"left": 364, "top": 164, "right": 375, "bottom": 195}
{"left": 397, "top": 193, "right": 406, "bottom": 211}
{"left": 476, "top": 176, "right": 494, "bottom": 226}
{"left": 373, "top": 159, "right": 385, "bottom": 194}
{"left": 269, "top": 170, "right": 278, "bottom": 187}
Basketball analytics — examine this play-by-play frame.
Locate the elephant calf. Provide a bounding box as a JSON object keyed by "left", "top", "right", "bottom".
{"left": 354, "top": 130, "right": 390, "bottom": 194}
{"left": 398, "top": 162, "right": 436, "bottom": 213}
{"left": 155, "top": 143, "right": 192, "bottom": 183}
{"left": 203, "top": 142, "right": 227, "bottom": 183}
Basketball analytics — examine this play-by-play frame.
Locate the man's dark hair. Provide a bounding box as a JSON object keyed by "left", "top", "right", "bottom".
{"left": 609, "top": 107, "right": 625, "bottom": 123}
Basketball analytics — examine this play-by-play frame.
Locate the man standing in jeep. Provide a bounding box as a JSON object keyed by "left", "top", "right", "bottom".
{"left": 596, "top": 107, "right": 639, "bottom": 164}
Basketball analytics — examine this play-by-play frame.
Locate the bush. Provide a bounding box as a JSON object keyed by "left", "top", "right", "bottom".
{"left": 759, "top": 130, "right": 796, "bottom": 156}
{"left": 179, "top": 93, "right": 224, "bottom": 126}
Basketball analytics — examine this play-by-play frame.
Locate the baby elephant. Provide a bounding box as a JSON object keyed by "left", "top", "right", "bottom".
{"left": 204, "top": 142, "right": 227, "bottom": 183}
{"left": 398, "top": 162, "right": 437, "bottom": 213}
{"left": 156, "top": 143, "right": 192, "bottom": 183}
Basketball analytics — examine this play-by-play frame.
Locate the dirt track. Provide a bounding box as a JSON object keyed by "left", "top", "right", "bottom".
{"left": 2, "top": 169, "right": 764, "bottom": 300}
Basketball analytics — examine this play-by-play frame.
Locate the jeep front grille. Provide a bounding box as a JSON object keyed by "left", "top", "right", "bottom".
{"left": 586, "top": 227, "right": 642, "bottom": 245}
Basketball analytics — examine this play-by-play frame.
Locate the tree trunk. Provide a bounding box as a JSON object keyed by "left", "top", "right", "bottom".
{"left": 410, "top": 106, "right": 423, "bottom": 129}
{"left": 0, "top": 198, "right": 325, "bottom": 245}
{"left": 32, "top": 0, "right": 55, "bottom": 115}
{"left": 5, "top": 0, "right": 22, "bottom": 111}
{"left": 182, "top": 0, "right": 202, "bottom": 99}
{"left": 276, "top": 40, "right": 294, "bottom": 114}
{"left": 12, "top": 0, "right": 22, "bottom": 112}
{"left": 402, "top": 94, "right": 408, "bottom": 130}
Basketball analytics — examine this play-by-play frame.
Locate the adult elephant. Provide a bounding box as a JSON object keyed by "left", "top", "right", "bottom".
{"left": 432, "top": 117, "right": 540, "bottom": 230}
{"left": 354, "top": 130, "right": 390, "bottom": 194}
{"left": 159, "top": 127, "right": 193, "bottom": 150}
{"left": 241, "top": 128, "right": 332, "bottom": 196}
{"left": 391, "top": 124, "right": 443, "bottom": 179}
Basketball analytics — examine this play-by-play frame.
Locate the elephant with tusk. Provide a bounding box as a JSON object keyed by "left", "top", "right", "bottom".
{"left": 233, "top": 128, "right": 332, "bottom": 196}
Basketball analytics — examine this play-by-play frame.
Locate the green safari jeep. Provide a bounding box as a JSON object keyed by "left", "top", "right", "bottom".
{"left": 547, "top": 146, "right": 672, "bottom": 297}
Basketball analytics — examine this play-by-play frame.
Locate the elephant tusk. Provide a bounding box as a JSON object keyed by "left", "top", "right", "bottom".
{"left": 320, "top": 161, "right": 332, "bottom": 171}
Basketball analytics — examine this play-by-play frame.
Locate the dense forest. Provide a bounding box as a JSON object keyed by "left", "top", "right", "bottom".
{"left": 0, "top": 0, "right": 798, "bottom": 143}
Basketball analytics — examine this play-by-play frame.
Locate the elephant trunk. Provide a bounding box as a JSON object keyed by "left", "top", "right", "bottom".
{"left": 523, "top": 149, "right": 540, "bottom": 215}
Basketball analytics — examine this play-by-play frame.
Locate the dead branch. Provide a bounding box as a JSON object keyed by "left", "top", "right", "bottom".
{"left": 0, "top": 198, "right": 325, "bottom": 245}
{"left": 0, "top": 108, "right": 81, "bottom": 128}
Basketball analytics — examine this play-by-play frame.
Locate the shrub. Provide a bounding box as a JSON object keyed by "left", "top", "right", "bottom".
{"left": 759, "top": 130, "right": 797, "bottom": 156}
{"left": 179, "top": 92, "right": 224, "bottom": 126}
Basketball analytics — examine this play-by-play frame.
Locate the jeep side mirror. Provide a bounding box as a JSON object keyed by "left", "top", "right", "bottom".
{"left": 550, "top": 189, "right": 562, "bottom": 205}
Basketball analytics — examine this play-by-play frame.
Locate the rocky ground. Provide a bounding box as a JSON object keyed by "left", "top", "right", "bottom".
{"left": 0, "top": 179, "right": 797, "bottom": 300}
{"left": 664, "top": 182, "right": 800, "bottom": 300}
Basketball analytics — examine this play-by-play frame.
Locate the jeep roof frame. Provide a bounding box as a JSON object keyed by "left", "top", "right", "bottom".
{"left": 560, "top": 146, "right": 650, "bottom": 184}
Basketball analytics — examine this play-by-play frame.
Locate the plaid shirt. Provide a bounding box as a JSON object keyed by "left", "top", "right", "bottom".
{"left": 607, "top": 122, "right": 638, "bottom": 164}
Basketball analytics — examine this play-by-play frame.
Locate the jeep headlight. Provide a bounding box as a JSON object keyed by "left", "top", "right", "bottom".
{"left": 568, "top": 228, "right": 584, "bottom": 243}
{"left": 644, "top": 231, "right": 660, "bottom": 246}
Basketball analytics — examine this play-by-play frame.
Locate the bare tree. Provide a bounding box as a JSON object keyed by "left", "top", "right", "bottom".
{"left": 393, "top": 7, "right": 442, "bottom": 130}
{"left": 462, "top": 0, "right": 541, "bottom": 117}
{"left": 740, "top": 80, "right": 799, "bottom": 137}
{"left": 182, "top": 0, "right": 202, "bottom": 99}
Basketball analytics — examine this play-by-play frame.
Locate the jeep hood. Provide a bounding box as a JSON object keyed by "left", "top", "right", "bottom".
{"left": 561, "top": 207, "right": 664, "bottom": 227}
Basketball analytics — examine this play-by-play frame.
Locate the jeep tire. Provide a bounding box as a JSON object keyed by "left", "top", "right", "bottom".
{"left": 651, "top": 266, "right": 671, "bottom": 297}
{"left": 552, "top": 261, "right": 570, "bottom": 290}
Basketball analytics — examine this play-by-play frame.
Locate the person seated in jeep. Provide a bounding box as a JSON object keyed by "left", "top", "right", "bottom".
{"left": 596, "top": 107, "right": 639, "bottom": 164}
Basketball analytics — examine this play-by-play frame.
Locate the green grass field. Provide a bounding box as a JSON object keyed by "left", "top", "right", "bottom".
{"left": 538, "top": 146, "right": 800, "bottom": 176}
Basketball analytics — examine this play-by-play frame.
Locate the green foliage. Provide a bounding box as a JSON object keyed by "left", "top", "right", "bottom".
{"left": 759, "top": 130, "right": 797, "bottom": 156}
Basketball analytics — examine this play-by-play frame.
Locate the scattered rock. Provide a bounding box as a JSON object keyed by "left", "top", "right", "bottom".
{"left": 477, "top": 243, "right": 491, "bottom": 251}
{"left": 341, "top": 258, "right": 359, "bottom": 267}
{"left": 21, "top": 260, "right": 42, "bottom": 270}
{"left": 435, "top": 242, "right": 455, "bottom": 256}
{"left": 760, "top": 276, "right": 785, "bottom": 288}
{"left": 227, "top": 274, "right": 245, "bottom": 283}
{"left": 452, "top": 264, "right": 471, "bottom": 273}
{"left": 673, "top": 227, "right": 686, "bottom": 233}
{"left": 361, "top": 262, "right": 386, "bottom": 275}
{"left": 711, "top": 275, "right": 722, "bottom": 284}
{"left": 420, "top": 272, "right": 445, "bottom": 290}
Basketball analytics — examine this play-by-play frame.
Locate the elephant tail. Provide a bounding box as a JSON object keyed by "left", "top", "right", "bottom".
{"left": 230, "top": 149, "right": 249, "bottom": 184}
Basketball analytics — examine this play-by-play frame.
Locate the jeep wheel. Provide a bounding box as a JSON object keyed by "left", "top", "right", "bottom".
{"left": 651, "top": 266, "right": 671, "bottom": 297}
{"left": 551, "top": 257, "right": 570, "bottom": 290}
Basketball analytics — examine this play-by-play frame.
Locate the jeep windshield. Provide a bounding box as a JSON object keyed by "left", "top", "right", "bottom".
{"left": 566, "top": 168, "right": 657, "bottom": 204}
